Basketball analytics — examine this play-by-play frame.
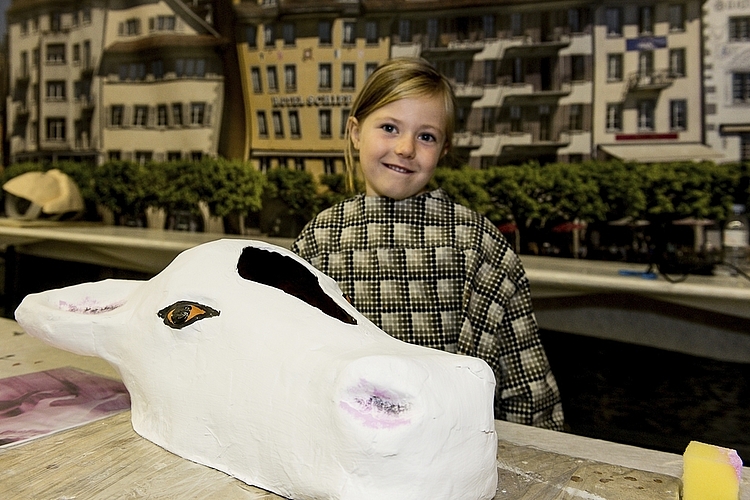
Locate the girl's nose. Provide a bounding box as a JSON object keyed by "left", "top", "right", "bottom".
{"left": 395, "top": 136, "right": 415, "bottom": 158}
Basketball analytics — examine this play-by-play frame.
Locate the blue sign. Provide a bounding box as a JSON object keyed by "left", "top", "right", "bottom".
{"left": 626, "top": 36, "right": 668, "bottom": 51}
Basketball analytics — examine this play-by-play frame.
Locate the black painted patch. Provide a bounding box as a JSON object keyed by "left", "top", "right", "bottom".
{"left": 237, "top": 247, "right": 357, "bottom": 325}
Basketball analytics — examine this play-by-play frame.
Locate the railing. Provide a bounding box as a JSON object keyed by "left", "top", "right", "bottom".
{"left": 626, "top": 70, "right": 674, "bottom": 92}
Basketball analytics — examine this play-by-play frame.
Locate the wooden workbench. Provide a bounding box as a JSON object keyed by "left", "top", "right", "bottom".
{"left": 0, "top": 317, "right": 742, "bottom": 499}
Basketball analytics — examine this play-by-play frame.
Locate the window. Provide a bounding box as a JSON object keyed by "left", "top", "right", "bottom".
{"left": 512, "top": 57, "right": 524, "bottom": 84}
{"left": 365, "top": 62, "right": 378, "bottom": 80}
{"left": 83, "top": 40, "right": 91, "bottom": 69}
{"left": 50, "top": 12, "right": 61, "bottom": 32}
{"left": 366, "top": 21, "right": 378, "bottom": 44}
{"left": 190, "top": 102, "right": 206, "bottom": 125}
{"left": 639, "top": 51, "right": 654, "bottom": 77}
{"left": 46, "top": 44, "right": 65, "bottom": 63}
{"left": 742, "top": 134, "right": 750, "bottom": 161}
{"left": 568, "top": 8, "right": 587, "bottom": 33}
{"left": 109, "top": 151, "right": 122, "bottom": 161}
{"left": 124, "top": 18, "right": 141, "bottom": 36}
{"left": 638, "top": 100, "right": 655, "bottom": 131}
{"left": 510, "top": 105, "right": 522, "bottom": 132}
{"left": 319, "top": 64, "right": 332, "bottom": 89}
{"left": 669, "top": 4, "right": 685, "bottom": 32}
{"left": 175, "top": 58, "right": 206, "bottom": 77}
{"left": 398, "top": 19, "right": 411, "bottom": 43}
{"left": 670, "top": 100, "right": 687, "bottom": 130}
{"left": 172, "top": 103, "right": 183, "bottom": 126}
{"left": 73, "top": 44, "right": 80, "bottom": 63}
{"left": 251, "top": 67, "right": 262, "bottom": 93}
{"left": 168, "top": 151, "right": 182, "bottom": 161}
{"left": 427, "top": 18, "right": 438, "bottom": 46}
{"left": 294, "top": 158, "right": 305, "bottom": 171}
{"left": 319, "top": 21, "right": 332, "bottom": 45}
{"left": 639, "top": 6, "right": 654, "bottom": 35}
{"left": 484, "top": 60, "right": 496, "bottom": 85}
{"left": 135, "top": 151, "right": 152, "bottom": 165}
{"left": 121, "top": 62, "right": 146, "bottom": 81}
{"left": 729, "top": 16, "right": 750, "bottom": 41}
{"left": 20, "top": 51, "right": 28, "bottom": 77}
{"left": 455, "top": 60, "right": 466, "bottom": 84}
{"left": 342, "top": 63, "right": 355, "bottom": 89}
{"left": 569, "top": 104, "right": 583, "bottom": 131}
{"left": 324, "top": 158, "right": 336, "bottom": 174}
{"left": 670, "top": 48, "right": 686, "bottom": 77}
{"left": 157, "top": 105, "right": 168, "bottom": 127}
{"left": 606, "top": 8, "right": 622, "bottom": 36}
{"left": 319, "top": 110, "right": 332, "bottom": 137}
{"left": 606, "top": 103, "right": 622, "bottom": 131}
{"left": 246, "top": 25, "right": 257, "bottom": 48}
{"left": 264, "top": 25, "right": 274, "bottom": 47}
{"left": 340, "top": 108, "right": 350, "bottom": 137}
{"left": 267, "top": 66, "right": 278, "bottom": 91}
{"left": 257, "top": 111, "right": 268, "bottom": 137}
{"left": 483, "top": 14, "right": 495, "bottom": 38}
{"left": 289, "top": 110, "right": 301, "bottom": 137}
{"left": 511, "top": 13, "right": 523, "bottom": 37}
{"left": 283, "top": 23, "right": 295, "bottom": 46}
{"left": 111, "top": 105, "right": 124, "bottom": 127}
{"left": 272, "top": 110, "right": 284, "bottom": 137}
{"left": 343, "top": 21, "right": 356, "bottom": 45}
{"left": 571, "top": 55, "right": 586, "bottom": 81}
{"left": 82, "top": 8, "right": 91, "bottom": 24}
{"left": 152, "top": 15, "right": 176, "bottom": 31}
{"left": 482, "top": 108, "right": 494, "bottom": 132}
{"left": 732, "top": 72, "right": 750, "bottom": 103}
{"left": 259, "top": 157, "right": 271, "bottom": 173}
{"left": 153, "top": 59, "right": 164, "bottom": 79}
{"left": 46, "top": 81, "right": 65, "bottom": 100}
{"left": 607, "top": 54, "right": 623, "bottom": 81}
{"left": 47, "top": 118, "right": 65, "bottom": 141}
{"left": 285, "top": 65, "right": 296, "bottom": 92}
{"left": 133, "top": 105, "right": 149, "bottom": 127}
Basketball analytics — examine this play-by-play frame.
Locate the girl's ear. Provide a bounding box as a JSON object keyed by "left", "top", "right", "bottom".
{"left": 348, "top": 117, "right": 361, "bottom": 150}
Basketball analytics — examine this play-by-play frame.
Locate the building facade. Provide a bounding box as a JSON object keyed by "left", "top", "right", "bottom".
{"left": 593, "top": 0, "right": 721, "bottom": 163}
{"left": 703, "top": 0, "right": 750, "bottom": 162}
{"left": 5, "top": 0, "right": 226, "bottom": 165}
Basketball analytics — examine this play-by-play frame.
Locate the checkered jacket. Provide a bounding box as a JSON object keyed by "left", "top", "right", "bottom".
{"left": 292, "top": 188, "right": 564, "bottom": 430}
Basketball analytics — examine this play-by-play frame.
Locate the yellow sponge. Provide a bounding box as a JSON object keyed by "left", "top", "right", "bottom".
{"left": 683, "top": 440, "right": 743, "bottom": 500}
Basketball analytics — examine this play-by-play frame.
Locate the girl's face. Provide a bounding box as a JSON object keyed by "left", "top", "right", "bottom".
{"left": 349, "top": 95, "right": 449, "bottom": 200}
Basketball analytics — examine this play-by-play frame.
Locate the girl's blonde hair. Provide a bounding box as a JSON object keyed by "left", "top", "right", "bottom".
{"left": 344, "top": 57, "right": 457, "bottom": 192}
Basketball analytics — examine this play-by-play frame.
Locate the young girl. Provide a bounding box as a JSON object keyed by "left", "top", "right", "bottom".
{"left": 292, "top": 58, "right": 563, "bottom": 430}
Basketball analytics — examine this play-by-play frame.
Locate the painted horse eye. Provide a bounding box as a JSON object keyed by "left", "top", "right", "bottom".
{"left": 157, "top": 301, "right": 220, "bottom": 329}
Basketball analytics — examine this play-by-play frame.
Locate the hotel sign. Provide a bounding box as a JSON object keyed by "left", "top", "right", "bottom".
{"left": 626, "top": 36, "right": 668, "bottom": 51}
{"left": 271, "top": 95, "right": 353, "bottom": 108}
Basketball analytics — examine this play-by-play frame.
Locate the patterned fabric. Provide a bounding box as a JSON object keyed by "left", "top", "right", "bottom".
{"left": 292, "top": 188, "right": 564, "bottom": 430}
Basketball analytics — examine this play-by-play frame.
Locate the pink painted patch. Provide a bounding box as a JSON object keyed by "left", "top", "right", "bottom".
{"left": 339, "top": 380, "right": 411, "bottom": 429}
{"left": 58, "top": 297, "right": 125, "bottom": 314}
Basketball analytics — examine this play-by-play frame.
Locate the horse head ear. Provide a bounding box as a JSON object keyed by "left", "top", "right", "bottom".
{"left": 15, "top": 279, "right": 142, "bottom": 358}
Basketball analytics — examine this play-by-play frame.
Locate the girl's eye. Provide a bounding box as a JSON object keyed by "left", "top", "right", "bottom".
{"left": 381, "top": 124, "right": 397, "bottom": 133}
{"left": 419, "top": 133, "right": 437, "bottom": 143}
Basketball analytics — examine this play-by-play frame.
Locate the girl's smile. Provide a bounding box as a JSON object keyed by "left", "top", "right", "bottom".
{"left": 349, "top": 95, "right": 448, "bottom": 200}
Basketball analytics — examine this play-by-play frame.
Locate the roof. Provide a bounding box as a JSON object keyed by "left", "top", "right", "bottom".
{"left": 599, "top": 143, "right": 724, "bottom": 163}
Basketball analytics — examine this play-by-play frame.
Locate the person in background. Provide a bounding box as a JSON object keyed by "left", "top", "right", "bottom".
{"left": 292, "top": 57, "right": 563, "bottom": 430}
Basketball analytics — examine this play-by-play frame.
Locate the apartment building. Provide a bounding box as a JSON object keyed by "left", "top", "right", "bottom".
{"left": 703, "top": 0, "right": 750, "bottom": 162}
{"left": 6, "top": 0, "right": 106, "bottom": 164}
{"left": 593, "top": 1, "right": 721, "bottom": 163}
{"left": 100, "top": 0, "right": 226, "bottom": 163}
{"left": 233, "top": 0, "right": 389, "bottom": 176}
{"left": 5, "top": 0, "right": 226, "bottom": 165}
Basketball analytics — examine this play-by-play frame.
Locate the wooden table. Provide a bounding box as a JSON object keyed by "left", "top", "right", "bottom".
{"left": 1, "top": 317, "right": 746, "bottom": 499}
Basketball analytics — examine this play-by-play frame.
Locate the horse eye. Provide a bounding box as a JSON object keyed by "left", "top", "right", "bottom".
{"left": 157, "top": 301, "right": 220, "bottom": 329}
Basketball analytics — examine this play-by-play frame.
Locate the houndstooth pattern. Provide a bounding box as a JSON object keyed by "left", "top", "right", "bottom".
{"left": 292, "top": 189, "right": 564, "bottom": 430}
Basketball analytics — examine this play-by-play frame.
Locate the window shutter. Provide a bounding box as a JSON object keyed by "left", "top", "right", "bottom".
{"left": 205, "top": 104, "right": 212, "bottom": 126}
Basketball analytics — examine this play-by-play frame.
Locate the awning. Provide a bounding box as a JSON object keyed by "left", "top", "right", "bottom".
{"left": 599, "top": 143, "right": 724, "bottom": 162}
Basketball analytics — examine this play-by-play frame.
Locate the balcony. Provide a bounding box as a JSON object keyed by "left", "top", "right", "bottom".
{"left": 15, "top": 102, "right": 30, "bottom": 117}
{"left": 421, "top": 38, "right": 485, "bottom": 56}
{"left": 626, "top": 70, "right": 674, "bottom": 92}
{"left": 76, "top": 94, "right": 96, "bottom": 114}
{"left": 453, "top": 84, "right": 484, "bottom": 99}
{"left": 452, "top": 131, "right": 482, "bottom": 149}
{"left": 503, "top": 83, "right": 572, "bottom": 105}
{"left": 504, "top": 34, "right": 571, "bottom": 57}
